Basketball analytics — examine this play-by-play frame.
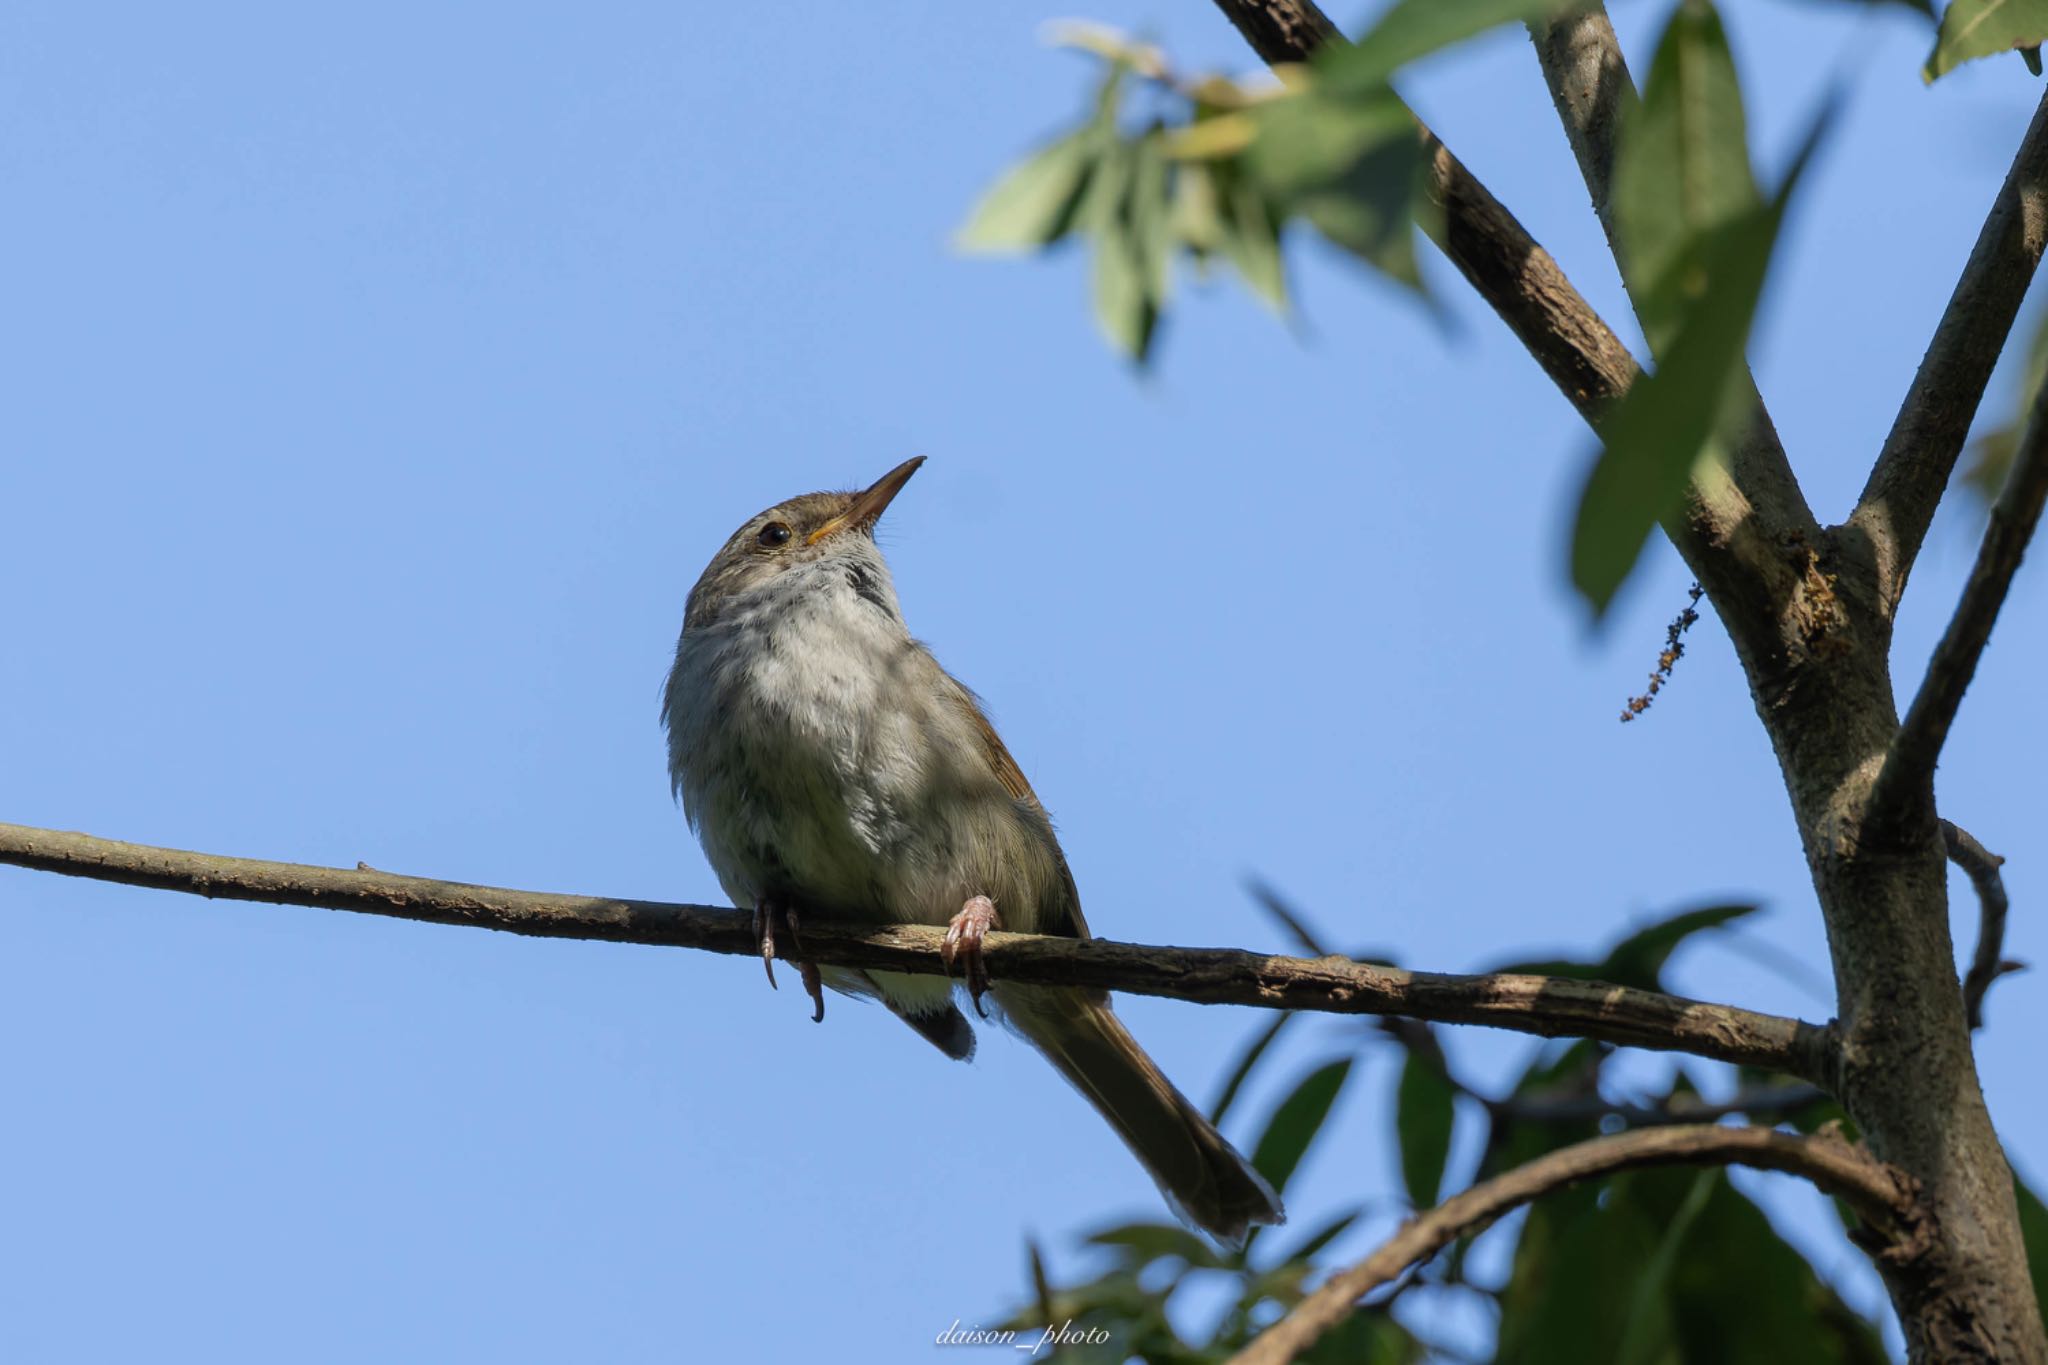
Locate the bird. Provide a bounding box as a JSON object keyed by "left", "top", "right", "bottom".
{"left": 661, "top": 457, "right": 1282, "bottom": 1242}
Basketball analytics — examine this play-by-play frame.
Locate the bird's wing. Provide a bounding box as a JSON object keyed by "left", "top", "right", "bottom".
{"left": 936, "top": 671, "right": 1092, "bottom": 941}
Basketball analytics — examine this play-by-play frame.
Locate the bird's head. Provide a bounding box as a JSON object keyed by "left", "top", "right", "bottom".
{"left": 683, "top": 456, "right": 923, "bottom": 629}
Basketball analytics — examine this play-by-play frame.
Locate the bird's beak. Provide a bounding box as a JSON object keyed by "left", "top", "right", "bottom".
{"left": 806, "top": 456, "right": 926, "bottom": 545}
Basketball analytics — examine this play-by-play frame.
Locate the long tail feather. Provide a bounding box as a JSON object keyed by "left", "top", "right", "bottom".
{"left": 997, "top": 984, "right": 1283, "bottom": 1243}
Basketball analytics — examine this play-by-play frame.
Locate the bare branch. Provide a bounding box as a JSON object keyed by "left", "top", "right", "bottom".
{"left": 1943, "top": 820, "right": 2024, "bottom": 1031}
{"left": 1873, "top": 369, "right": 2048, "bottom": 823}
{"left": 0, "top": 822, "right": 1831, "bottom": 1077}
{"left": 1526, "top": 9, "right": 1630, "bottom": 253}
{"left": 1525, "top": 7, "right": 1816, "bottom": 547}
{"left": 1230, "top": 1125, "right": 1926, "bottom": 1365}
{"left": 1853, "top": 90, "right": 2048, "bottom": 618}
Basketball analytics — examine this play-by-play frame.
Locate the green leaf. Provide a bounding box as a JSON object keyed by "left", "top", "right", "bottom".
{"left": 1613, "top": 0, "right": 1760, "bottom": 353}
{"left": 1395, "top": 1053, "right": 1458, "bottom": 1207}
{"left": 1571, "top": 96, "right": 1832, "bottom": 617}
{"left": 1925, "top": 0, "right": 2048, "bottom": 81}
{"left": 1498, "top": 1168, "right": 1888, "bottom": 1365}
{"left": 1320, "top": 0, "right": 1592, "bottom": 95}
{"left": 1129, "top": 130, "right": 1175, "bottom": 310}
{"left": 1481, "top": 1040, "right": 1608, "bottom": 1194}
{"left": 1083, "top": 141, "right": 1159, "bottom": 362}
{"left": 1250, "top": 1057, "right": 1353, "bottom": 1196}
{"left": 1216, "top": 166, "right": 1288, "bottom": 312}
{"left": 956, "top": 131, "right": 1100, "bottom": 253}
{"left": 1614, "top": 1169, "right": 1717, "bottom": 1365}
{"left": 1817, "top": 0, "right": 1933, "bottom": 15}
{"left": 1170, "top": 158, "right": 1226, "bottom": 264}
{"left": 1210, "top": 1009, "right": 1298, "bottom": 1126}
{"left": 1092, "top": 220, "right": 1155, "bottom": 361}
{"left": 1085, "top": 1220, "right": 1224, "bottom": 1271}
{"left": 1243, "top": 85, "right": 1413, "bottom": 193}
{"left": 1497, "top": 1175, "right": 1669, "bottom": 1363}
{"left": 2016, "top": 1170, "right": 2048, "bottom": 1326}
{"left": 1650, "top": 1168, "right": 1890, "bottom": 1362}
{"left": 1244, "top": 85, "right": 1427, "bottom": 289}
{"left": 1599, "top": 902, "right": 1759, "bottom": 990}
{"left": 1963, "top": 304, "right": 2048, "bottom": 506}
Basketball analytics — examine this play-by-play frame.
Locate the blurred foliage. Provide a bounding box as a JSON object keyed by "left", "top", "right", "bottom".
{"left": 1925, "top": 0, "right": 2048, "bottom": 81}
{"left": 991, "top": 894, "right": 1984, "bottom": 1361}
{"left": 958, "top": 0, "right": 1871, "bottom": 619}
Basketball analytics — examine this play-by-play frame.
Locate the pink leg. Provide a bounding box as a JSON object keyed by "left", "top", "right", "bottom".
{"left": 753, "top": 896, "right": 826, "bottom": 1023}
{"left": 941, "top": 894, "right": 1001, "bottom": 1018}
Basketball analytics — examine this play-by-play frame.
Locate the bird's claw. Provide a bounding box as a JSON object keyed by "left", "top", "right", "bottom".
{"left": 753, "top": 897, "right": 825, "bottom": 1023}
{"left": 942, "top": 894, "right": 1000, "bottom": 1019}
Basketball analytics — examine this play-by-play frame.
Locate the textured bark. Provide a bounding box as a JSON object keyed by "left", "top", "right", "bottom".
{"left": 0, "top": 823, "right": 1825, "bottom": 1074}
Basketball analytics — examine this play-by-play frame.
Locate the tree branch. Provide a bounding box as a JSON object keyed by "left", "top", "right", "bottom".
{"left": 1943, "top": 820, "right": 2023, "bottom": 1031}
{"left": 1525, "top": 6, "right": 1815, "bottom": 542}
{"left": 0, "top": 822, "right": 1831, "bottom": 1077}
{"left": 1852, "top": 90, "right": 2048, "bottom": 619}
{"left": 1871, "top": 366, "right": 2048, "bottom": 824}
{"left": 1229, "top": 1124, "right": 1927, "bottom": 1365}
{"left": 1205, "top": 0, "right": 1810, "bottom": 690}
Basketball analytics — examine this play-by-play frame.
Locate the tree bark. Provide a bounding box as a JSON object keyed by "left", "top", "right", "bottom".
{"left": 0, "top": 823, "right": 1827, "bottom": 1074}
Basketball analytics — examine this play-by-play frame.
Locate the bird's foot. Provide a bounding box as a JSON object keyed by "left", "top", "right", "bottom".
{"left": 753, "top": 897, "right": 825, "bottom": 1023}
{"left": 941, "top": 894, "right": 1001, "bottom": 1019}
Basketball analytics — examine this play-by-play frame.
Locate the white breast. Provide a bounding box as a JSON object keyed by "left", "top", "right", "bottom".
{"left": 665, "top": 553, "right": 1068, "bottom": 936}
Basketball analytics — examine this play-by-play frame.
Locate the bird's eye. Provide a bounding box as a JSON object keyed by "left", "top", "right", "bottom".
{"left": 757, "top": 522, "right": 792, "bottom": 548}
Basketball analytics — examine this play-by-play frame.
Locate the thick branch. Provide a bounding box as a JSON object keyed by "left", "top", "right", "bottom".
{"left": 0, "top": 823, "right": 1830, "bottom": 1077}
{"left": 1943, "top": 820, "right": 2022, "bottom": 1031}
{"left": 1872, "top": 367, "right": 2048, "bottom": 823}
{"left": 1853, "top": 90, "right": 2048, "bottom": 618}
{"left": 1230, "top": 1125, "right": 1927, "bottom": 1365}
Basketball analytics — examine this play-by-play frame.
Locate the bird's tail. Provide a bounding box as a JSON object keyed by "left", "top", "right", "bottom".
{"left": 997, "top": 984, "right": 1283, "bottom": 1244}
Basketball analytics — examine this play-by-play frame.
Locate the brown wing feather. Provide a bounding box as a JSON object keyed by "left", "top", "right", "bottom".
{"left": 938, "top": 675, "right": 1092, "bottom": 941}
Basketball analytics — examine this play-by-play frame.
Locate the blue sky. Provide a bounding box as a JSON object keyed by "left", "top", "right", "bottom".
{"left": 1, "top": 2, "right": 2041, "bottom": 1360}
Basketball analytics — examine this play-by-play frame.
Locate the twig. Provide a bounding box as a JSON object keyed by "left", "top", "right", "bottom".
{"left": 1380, "top": 1015, "right": 1822, "bottom": 1126}
{"left": 1621, "top": 583, "right": 1703, "bottom": 722}
{"left": 1873, "top": 367, "right": 2048, "bottom": 824}
{"left": 1228, "top": 1125, "right": 1926, "bottom": 1365}
{"left": 1488, "top": 1081, "right": 1827, "bottom": 1128}
{"left": 0, "top": 822, "right": 1831, "bottom": 1078}
{"left": 1853, "top": 90, "right": 2048, "bottom": 618}
{"left": 1943, "top": 820, "right": 2023, "bottom": 1030}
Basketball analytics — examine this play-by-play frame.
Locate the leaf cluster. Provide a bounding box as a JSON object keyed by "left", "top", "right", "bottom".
{"left": 961, "top": 0, "right": 2043, "bottom": 617}
{"left": 996, "top": 895, "right": 2048, "bottom": 1361}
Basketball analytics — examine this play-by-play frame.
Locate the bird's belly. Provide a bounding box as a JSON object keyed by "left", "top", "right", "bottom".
{"left": 676, "top": 633, "right": 942, "bottom": 922}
